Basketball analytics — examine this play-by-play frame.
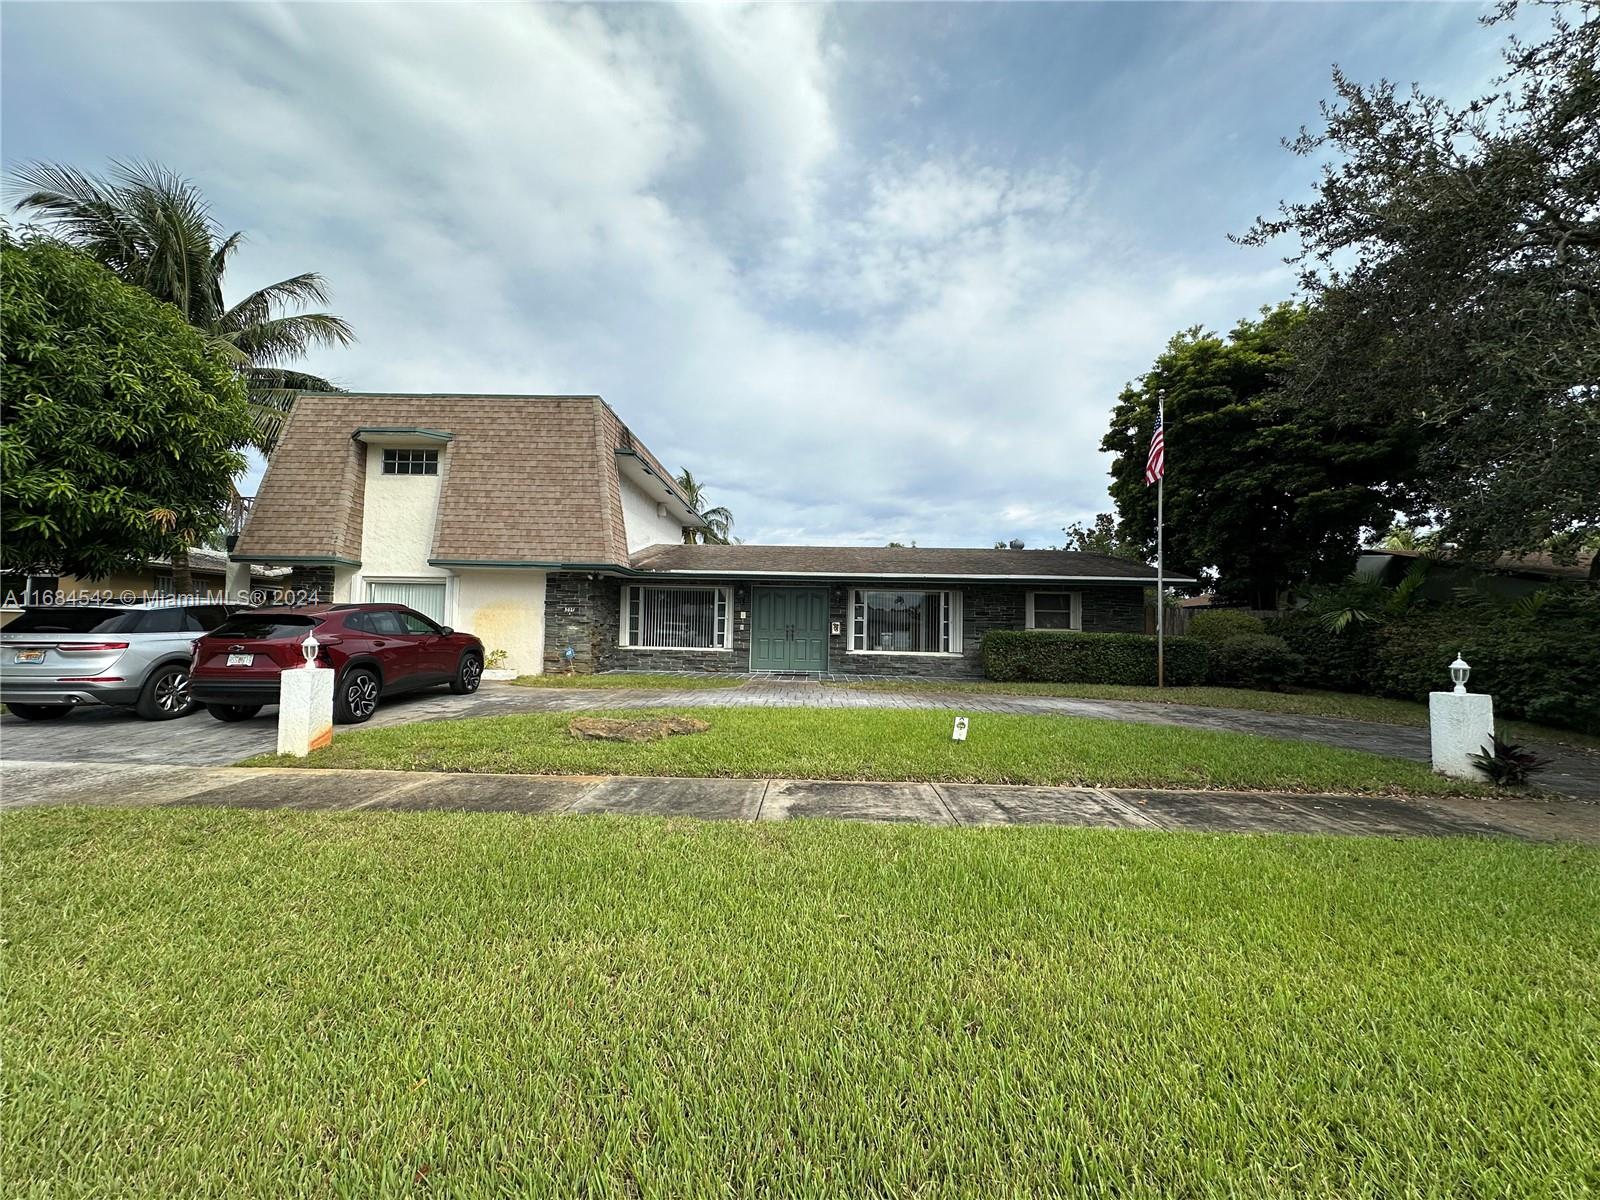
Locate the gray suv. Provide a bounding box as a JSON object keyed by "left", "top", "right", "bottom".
{"left": 0, "top": 601, "right": 235, "bottom": 721}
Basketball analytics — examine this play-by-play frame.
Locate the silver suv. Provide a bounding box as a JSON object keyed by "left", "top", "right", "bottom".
{"left": 0, "top": 601, "right": 235, "bottom": 722}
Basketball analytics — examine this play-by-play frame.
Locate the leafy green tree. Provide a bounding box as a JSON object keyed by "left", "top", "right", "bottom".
{"left": 1, "top": 231, "right": 255, "bottom": 581}
{"left": 674, "top": 468, "right": 734, "bottom": 544}
{"left": 1102, "top": 305, "right": 1415, "bottom": 608}
{"left": 1062, "top": 513, "right": 1144, "bottom": 561}
{"left": 8, "top": 160, "right": 353, "bottom": 452}
{"left": 1238, "top": 1, "right": 1599, "bottom": 572}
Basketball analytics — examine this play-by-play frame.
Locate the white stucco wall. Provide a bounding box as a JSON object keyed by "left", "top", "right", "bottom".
{"left": 357, "top": 445, "right": 450, "bottom": 581}
{"left": 332, "top": 565, "right": 360, "bottom": 604}
{"left": 620, "top": 473, "right": 686, "bottom": 553}
{"left": 452, "top": 569, "right": 547, "bottom": 675}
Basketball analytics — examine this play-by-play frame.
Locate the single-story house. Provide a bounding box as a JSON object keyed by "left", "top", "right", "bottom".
{"left": 0, "top": 551, "right": 288, "bottom": 627}
{"left": 1356, "top": 546, "right": 1596, "bottom": 601}
{"left": 230, "top": 393, "right": 1187, "bottom": 677}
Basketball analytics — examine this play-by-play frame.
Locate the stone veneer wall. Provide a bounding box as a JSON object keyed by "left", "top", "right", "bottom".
{"left": 546, "top": 575, "right": 1148, "bottom": 677}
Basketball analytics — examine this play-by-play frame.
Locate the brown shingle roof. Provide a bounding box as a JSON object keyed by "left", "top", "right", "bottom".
{"left": 235, "top": 394, "right": 685, "bottom": 566}
{"left": 629, "top": 544, "right": 1189, "bottom": 582}
{"left": 1366, "top": 546, "right": 1595, "bottom": 581}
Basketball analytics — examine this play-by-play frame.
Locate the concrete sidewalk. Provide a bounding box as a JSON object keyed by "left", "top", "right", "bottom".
{"left": 3, "top": 758, "right": 1592, "bottom": 842}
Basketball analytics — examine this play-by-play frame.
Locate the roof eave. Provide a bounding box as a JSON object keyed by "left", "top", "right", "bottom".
{"left": 627, "top": 567, "right": 1189, "bottom": 584}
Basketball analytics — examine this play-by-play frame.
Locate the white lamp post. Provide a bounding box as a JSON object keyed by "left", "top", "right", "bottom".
{"left": 301, "top": 631, "right": 321, "bottom": 668}
{"left": 1430, "top": 652, "right": 1493, "bottom": 780}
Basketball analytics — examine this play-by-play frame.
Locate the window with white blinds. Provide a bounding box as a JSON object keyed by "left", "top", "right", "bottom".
{"left": 620, "top": 586, "right": 731, "bottom": 650}
{"left": 366, "top": 580, "right": 447, "bottom": 624}
{"left": 850, "top": 589, "right": 962, "bottom": 654}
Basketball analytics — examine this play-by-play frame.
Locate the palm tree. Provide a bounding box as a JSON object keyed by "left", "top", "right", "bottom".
{"left": 11, "top": 161, "right": 354, "bottom": 596}
{"left": 674, "top": 468, "right": 734, "bottom": 545}
{"left": 9, "top": 160, "right": 353, "bottom": 453}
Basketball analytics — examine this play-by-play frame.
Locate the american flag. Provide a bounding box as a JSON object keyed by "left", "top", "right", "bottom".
{"left": 1144, "top": 412, "right": 1165, "bottom": 485}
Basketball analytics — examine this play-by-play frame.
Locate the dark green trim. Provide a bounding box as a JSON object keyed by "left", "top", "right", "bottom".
{"left": 351, "top": 427, "right": 454, "bottom": 442}
{"left": 228, "top": 554, "right": 362, "bottom": 568}
{"left": 429, "top": 559, "right": 636, "bottom": 573}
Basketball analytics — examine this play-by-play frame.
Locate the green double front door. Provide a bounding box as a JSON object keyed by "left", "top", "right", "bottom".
{"left": 750, "top": 588, "right": 829, "bottom": 672}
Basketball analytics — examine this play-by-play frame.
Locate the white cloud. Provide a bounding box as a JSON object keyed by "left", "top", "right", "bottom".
{"left": 4, "top": 0, "right": 1421, "bottom": 550}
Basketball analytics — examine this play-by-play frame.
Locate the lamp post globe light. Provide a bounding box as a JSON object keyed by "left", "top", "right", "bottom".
{"left": 301, "top": 632, "right": 320, "bottom": 668}
{"left": 1449, "top": 653, "right": 1471, "bottom": 695}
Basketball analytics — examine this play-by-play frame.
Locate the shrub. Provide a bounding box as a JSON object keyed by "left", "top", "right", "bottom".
{"left": 1207, "top": 634, "right": 1304, "bottom": 691}
{"left": 1373, "top": 588, "right": 1600, "bottom": 734}
{"left": 1469, "top": 735, "right": 1550, "bottom": 787}
{"left": 1188, "top": 609, "right": 1265, "bottom": 645}
{"left": 1270, "top": 609, "right": 1382, "bottom": 694}
{"left": 982, "top": 631, "right": 1209, "bottom": 686}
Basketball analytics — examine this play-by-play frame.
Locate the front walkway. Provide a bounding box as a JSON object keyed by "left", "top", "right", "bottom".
{"left": 2, "top": 759, "right": 1590, "bottom": 841}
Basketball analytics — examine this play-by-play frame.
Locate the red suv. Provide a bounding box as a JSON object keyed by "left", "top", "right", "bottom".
{"left": 190, "top": 604, "right": 485, "bottom": 724}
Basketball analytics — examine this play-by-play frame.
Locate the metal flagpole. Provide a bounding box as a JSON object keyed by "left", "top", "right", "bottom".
{"left": 1156, "top": 389, "right": 1165, "bottom": 689}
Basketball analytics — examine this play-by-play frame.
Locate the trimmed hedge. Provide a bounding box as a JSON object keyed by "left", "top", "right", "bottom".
{"left": 982, "top": 630, "right": 1209, "bottom": 686}
{"left": 1208, "top": 634, "right": 1304, "bottom": 691}
{"left": 1372, "top": 594, "right": 1600, "bottom": 734}
{"left": 1271, "top": 612, "right": 1382, "bottom": 695}
{"left": 1274, "top": 587, "right": 1600, "bottom": 735}
{"left": 1188, "top": 610, "right": 1266, "bottom": 645}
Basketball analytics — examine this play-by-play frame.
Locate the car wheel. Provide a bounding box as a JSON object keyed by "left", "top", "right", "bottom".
{"left": 5, "top": 703, "right": 73, "bottom": 721}
{"left": 136, "top": 663, "right": 196, "bottom": 720}
{"left": 206, "top": 704, "right": 262, "bottom": 723}
{"left": 450, "top": 651, "right": 484, "bottom": 695}
{"left": 336, "top": 667, "right": 381, "bottom": 724}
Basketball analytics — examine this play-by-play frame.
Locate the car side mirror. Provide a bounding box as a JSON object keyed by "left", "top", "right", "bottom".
{"left": 440, "top": 627, "right": 454, "bottom": 636}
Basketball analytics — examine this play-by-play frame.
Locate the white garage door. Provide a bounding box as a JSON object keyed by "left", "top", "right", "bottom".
{"left": 367, "top": 580, "right": 447, "bottom": 624}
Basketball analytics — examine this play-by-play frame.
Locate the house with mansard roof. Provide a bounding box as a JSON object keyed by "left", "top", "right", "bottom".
{"left": 230, "top": 392, "right": 1186, "bottom": 676}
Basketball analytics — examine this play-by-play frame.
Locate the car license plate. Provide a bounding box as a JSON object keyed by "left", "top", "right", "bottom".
{"left": 227, "top": 653, "right": 254, "bottom": 667}
{"left": 13, "top": 648, "right": 45, "bottom": 664}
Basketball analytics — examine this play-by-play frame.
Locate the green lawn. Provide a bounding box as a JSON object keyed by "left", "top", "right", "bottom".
{"left": 5, "top": 808, "right": 1596, "bottom": 1197}
{"left": 841, "top": 680, "right": 1600, "bottom": 750}
{"left": 246, "top": 706, "right": 1485, "bottom": 796}
{"left": 513, "top": 671, "right": 744, "bottom": 690}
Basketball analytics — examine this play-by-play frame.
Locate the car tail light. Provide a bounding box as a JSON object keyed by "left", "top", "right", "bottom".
{"left": 58, "top": 642, "right": 130, "bottom": 652}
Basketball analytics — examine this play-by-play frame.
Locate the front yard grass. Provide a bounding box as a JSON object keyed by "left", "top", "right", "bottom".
{"left": 246, "top": 706, "right": 1486, "bottom": 796}
{"left": 5, "top": 807, "right": 1596, "bottom": 1197}
{"left": 842, "top": 679, "right": 1600, "bottom": 750}
{"left": 511, "top": 671, "right": 744, "bottom": 690}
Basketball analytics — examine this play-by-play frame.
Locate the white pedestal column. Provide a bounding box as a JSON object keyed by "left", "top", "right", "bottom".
{"left": 278, "top": 667, "right": 334, "bottom": 757}
{"left": 1429, "top": 691, "right": 1494, "bottom": 780}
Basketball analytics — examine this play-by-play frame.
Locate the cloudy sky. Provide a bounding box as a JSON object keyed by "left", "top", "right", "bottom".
{"left": 4, "top": 2, "right": 1503, "bottom": 548}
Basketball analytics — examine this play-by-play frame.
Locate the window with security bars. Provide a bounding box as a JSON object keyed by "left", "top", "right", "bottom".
{"left": 851, "top": 589, "right": 960, "bottom": 653}
{"left": 382, "top": 448, "right": 439, "bottom": 475}
{"left": 621, "top": 586, "right": 731, "bottom": 650}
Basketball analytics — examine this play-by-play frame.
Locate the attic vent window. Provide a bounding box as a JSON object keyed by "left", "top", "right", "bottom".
{"left": 382, "top": 448, "right": 439, "bottom": 476}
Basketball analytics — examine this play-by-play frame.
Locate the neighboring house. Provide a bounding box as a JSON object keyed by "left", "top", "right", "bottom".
{"left": 231, "top": 393, "right": 1188, "bottom": 677}
{"left": 1357, "top": 546, "right": 1596, "bottom": 602}
{"left": 1, "top": 551, "right": 287, "bottom": 627}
